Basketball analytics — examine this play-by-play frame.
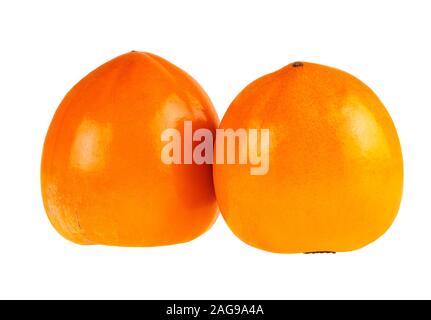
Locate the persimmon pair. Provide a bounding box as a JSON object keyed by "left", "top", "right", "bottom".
{"left": 41, "top": 52, "right": 403, "bottom": 253}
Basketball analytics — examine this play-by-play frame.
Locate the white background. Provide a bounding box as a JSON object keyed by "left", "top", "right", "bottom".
{"left": 0, "top": 0, "right": 430, "bottom": 299}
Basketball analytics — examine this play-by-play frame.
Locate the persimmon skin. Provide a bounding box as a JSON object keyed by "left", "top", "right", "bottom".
{"left": 213, "top": 62, "right": 403, "bottom": 253}
{"left": 41, "top": 52, "right": 219, "bottom": 246}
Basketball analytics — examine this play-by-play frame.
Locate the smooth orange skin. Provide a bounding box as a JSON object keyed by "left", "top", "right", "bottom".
{"left": 213, "top": 62, "right": 403, "bottom": 253}
{"left": 41, "top": 52, "right": 219, "bottom": 246}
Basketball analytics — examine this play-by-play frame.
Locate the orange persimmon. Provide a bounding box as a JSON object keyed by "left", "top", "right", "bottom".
{"left": 41, "top": 51, "right": 219, "bottom": 246}
{"left": 213, "top": 62, "right": 403, "bottom": 253}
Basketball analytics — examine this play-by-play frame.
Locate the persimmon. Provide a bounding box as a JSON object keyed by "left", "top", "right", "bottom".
{"left": 213, "top": 62, "right": 403, "bottom": 253}
{"left": 41, "top": 51, "right": 219, "bottom": 246}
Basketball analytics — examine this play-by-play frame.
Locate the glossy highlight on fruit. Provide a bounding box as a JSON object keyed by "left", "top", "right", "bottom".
{"left": 213, "top": 62, "right": 403, "bottom": 253}
{"left": 41, "top": 52, "right": 219, "bottom": 246}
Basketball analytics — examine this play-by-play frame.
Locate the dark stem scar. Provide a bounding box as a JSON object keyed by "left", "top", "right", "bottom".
{"left": 304, "top": 251, "right": 336, "bottom": 254}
